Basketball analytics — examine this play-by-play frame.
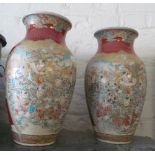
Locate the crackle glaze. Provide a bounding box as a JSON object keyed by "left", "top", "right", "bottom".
{"left": 85, "top": 28, "right": 147, "bottom": 144}
{"left": 6, "top": 13, "right": 76, "bottom": 146}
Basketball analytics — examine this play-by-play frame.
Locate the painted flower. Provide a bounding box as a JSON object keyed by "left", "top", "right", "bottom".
{"left": 112, "top": 117, "right": 122, "bottom": 127}
{"left": 36, "top": 76, "right": 44, "bottom": 84}
{"left": 55, "top": 79, "right": 62, "bottom": 87}
{"left": 123, "top": 115, "right": 131, "bottom": 127}
{"left": 123, "top": 97, "right": 130, "bottom": 106}
{"left": 23, "top": 102, "right": 29, "bottom": 106}
{"left": 61, "top": 68, "right": 69, "bottom": 78}
{"left": 28, "top": 104, "right": 36, "bottom": 113}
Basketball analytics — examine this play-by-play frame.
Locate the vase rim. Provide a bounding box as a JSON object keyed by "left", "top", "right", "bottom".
{"left": 94, "top": 27, "right": 138, "bottom": 38}
{"left": 22, "top": 12, "right": 72, "bottom": 30}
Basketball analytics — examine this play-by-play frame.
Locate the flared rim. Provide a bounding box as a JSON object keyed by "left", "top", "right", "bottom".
{"left": 22, "top": 12, "right": 72, "bottom": 30}
{"left": 94, "top": 27, "right": 139, "bottom": 38}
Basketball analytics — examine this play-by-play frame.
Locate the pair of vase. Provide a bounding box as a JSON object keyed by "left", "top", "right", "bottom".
{"left": 1, "top": 12, "right": 147, "bottom": 146}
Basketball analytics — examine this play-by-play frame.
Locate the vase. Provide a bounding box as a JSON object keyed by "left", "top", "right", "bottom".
{"left": 0, "top": 34, "right": 7, "bottom": 77}
{"left": 85, "top": 27, "right": 147, "bottom": 144}
{"left": 5, "top": 12, "right": 76, "bottom": 146}
{"left": 0, "top": 34, "right": 7, "bottom": 57}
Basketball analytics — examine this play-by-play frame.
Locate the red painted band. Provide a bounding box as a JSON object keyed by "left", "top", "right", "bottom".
{"left": 25, "top": 25, "right": 66, "bottom": 45}
{"left": 98, "top": 39, "right": 134, "bottom": 54}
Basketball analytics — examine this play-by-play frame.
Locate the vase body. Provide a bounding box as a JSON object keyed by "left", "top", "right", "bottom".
{"left": 6, "top": 13, "right": 76, "bottom": 146}
{"left": 85, "top": 28, "right": 147, "bottom": 144}
{"left": 0, "top": 34, "right": 7, "bottom": 57}
{"left": 0, "top": 34, "right": 7, "bottom": 77}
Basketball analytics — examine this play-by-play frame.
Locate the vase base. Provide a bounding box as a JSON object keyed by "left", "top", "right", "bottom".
{"left": 14, "top": 140, "right": 56, "bottom": 146}
{"left": 95, "top": 132, "right": 133, "bottom": 144}
{"left": 12, "top": 131, "right": 57, "bottom": 146}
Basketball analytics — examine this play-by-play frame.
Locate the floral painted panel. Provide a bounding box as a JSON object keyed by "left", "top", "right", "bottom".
{"left": 6, "top": 39, "right": 76, "bottom": 135}
{"left": 85, "top": 51, "right": 147, "bottom": 135}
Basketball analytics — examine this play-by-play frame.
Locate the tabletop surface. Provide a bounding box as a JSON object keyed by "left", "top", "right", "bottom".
{"left": 1, "top": 123, "right": 155, "bottom": 151}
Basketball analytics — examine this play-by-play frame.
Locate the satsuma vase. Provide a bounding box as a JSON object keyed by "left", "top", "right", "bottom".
{"left": 5, "top": 12, "right": 76, "bottom": 146}
{"left": 85, "top": 27, "right": 147, "bottom": 144}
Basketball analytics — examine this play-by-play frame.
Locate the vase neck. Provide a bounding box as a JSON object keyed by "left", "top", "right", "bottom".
{"left": 94, "top": 28, "right": 138, "bottom": 54}
{"left": 23, "top": 13, "right": 72, "bottom": 45}
{"left": 25, "top": 24, "right": 67, "bottom": 45}
{"left": 98, "top": 38, "right": 134, "bottom": 54}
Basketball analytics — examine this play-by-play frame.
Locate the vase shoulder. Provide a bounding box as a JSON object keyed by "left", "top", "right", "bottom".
{"left": 8, "top": 39, "right": 73, "bottom": 59}
{"left": 90, "top": 51, "right": 144, "bottom": 64}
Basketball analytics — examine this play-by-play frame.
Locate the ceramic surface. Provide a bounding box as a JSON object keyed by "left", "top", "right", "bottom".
{"left": 85, "top": 27, "right": 147, "bottom": 144}
{"left": 6, "top": 13, "right": 76, "bottom": 146}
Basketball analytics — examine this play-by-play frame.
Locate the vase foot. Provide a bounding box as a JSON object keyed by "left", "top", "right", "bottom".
{"left": 12, "top": 131, "right": 57, "bottom": 146}
{"left": 95, "top": 132, "right": 134, "bottom": 144}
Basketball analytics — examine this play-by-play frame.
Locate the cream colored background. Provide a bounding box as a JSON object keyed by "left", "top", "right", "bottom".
{"left": 0, "top": 3, "right": 155, "bottom": 139}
